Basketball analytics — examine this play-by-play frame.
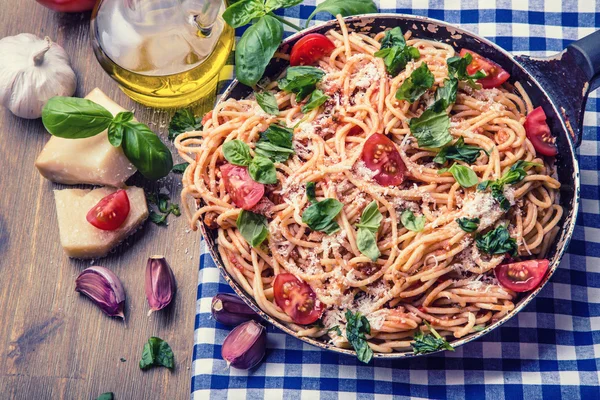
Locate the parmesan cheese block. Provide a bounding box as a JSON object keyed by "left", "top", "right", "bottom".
{"left": 54, "top": 186, "right": 148, "bottom": 258}
{"left": 35, "top": 88, "right": 136, "bottom": 187}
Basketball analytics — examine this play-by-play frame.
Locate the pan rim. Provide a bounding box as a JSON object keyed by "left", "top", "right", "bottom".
{"left": 201, "top": 13, "right": 581, "bottom": 359}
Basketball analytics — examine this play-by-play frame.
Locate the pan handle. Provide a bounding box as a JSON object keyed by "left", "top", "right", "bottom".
{"left": 567, "top": 30, "right": 600, "bottom": 90}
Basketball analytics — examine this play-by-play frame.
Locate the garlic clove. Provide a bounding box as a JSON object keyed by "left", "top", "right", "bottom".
{"left": 75, "top": 266, "right": 126, "bottom": 319}
{"left": 145, "top": 255, "right": 176, "bottom": 315}
{"left": 221, "top": 320, "right": 266, "bottom": 370}
{"left": 211, "top": 293, "right": 259, "bottom": 326}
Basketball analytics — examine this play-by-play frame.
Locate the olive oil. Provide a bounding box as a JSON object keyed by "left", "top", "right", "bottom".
{"left": 90, "top": 0, "right": 233, "bottom": 109}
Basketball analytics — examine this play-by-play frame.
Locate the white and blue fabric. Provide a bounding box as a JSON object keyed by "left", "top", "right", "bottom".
{"left": 192, "top": 1, "right": 600, "bottom": 398}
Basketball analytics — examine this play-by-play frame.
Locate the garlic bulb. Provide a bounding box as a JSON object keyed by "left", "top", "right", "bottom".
{"left": 0, "top": 34, "right": 76, "bottom": 119}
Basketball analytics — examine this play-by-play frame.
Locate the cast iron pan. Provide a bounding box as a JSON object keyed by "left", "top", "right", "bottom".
{"left": 201, "top": 14, "right": 600, "bottom": 359}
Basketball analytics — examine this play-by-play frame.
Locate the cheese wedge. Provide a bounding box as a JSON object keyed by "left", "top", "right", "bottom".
{"left": 35, "top": 88, "right": 137, "bottom": 187}
{"left": 54, "top": 186, "right": 148, "bottom": 258}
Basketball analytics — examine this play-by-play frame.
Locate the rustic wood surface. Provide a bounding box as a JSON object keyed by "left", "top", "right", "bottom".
{"left": 0, "top": 3, "right": 214, "bottom": 399}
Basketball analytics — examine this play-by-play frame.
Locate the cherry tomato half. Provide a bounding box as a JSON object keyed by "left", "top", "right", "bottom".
{"left": 273, "top": 273, "right": 323, "bottom": 325}
{"left": 290, "top": 33, "right": 335, "bottom": 66}
{"left": 459, "top": 49, "right": 511, "bottom": 89}
{"left": 86, "top": 189, "right": 130, "bottom": 231}
{"left": 36, "top": 0, "right": 97, "bottom": 12}
{"left": 220, "top": 163, "right": 265, "bottom": 210}
{"left": 361, "top": 133, "right": 407, "bottom": 186}
{"left": 524, "top": 106, "right": 558, "bottom": 157}
{"left": 495, "top": 259, "right": 549, "bottom": 292}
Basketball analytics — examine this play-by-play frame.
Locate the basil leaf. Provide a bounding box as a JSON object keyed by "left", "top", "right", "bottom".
{"left": 107, "top": 111, "right": 134, "bottom": 147}
{"left": 265, "top": 0, "right": 303, "bottom": 12}
{"left": 42, "top": 96, "right": 114, "bottom": 139}
{"left": 248, "top": 155, "right": 278, "bottom": 184}
{"left": 411, "top": 322, "right": 454, "bottom": 354}
{"left": 447, "top": 52, "right": 487, "bottom": 88}
{"left": 356, "top": 201, "right": 383, "bottom": 231}
{"left": 259, "top": 124, "right": 293, "bottom": 148}
{"left": 409, "top": 109, "right": 452, "bottom": 148}
{"left": 395, "top": 63, "right": 434, "bottom": 103}
{"left": 504, "top": 160, "right": 542, "bottom": 184}
{"left": 356, "top": 201, "right": 382, "bottom": 261}
{"left": 95, "top": 393, "right": 114, "bottom": 400}
{"left": 121, "top": 122, "right": 173, "bottom": 180}
{"left": 401, "top": 210, "right": 426, "bottom": 232}
{"left": 222, "top": 0, "right": 265, "bottom": 28}
{"left": 168, "top": 109, "right": 202, "bottom": 141}
{"left": 255, "top": 91, "right": 279, "bottom": 115}
{"left": 149, "top": 211, "right": 168, "bottom": 225}
{"left": 172, "top": 162, "right": 189, "bottom": 174}
{"left": 254, "top": 142, "right": 295, "bottom": 163}
{"left": 345, "top": 310, "right": 373, "bottom": 364}
{"left": 302, "top": 198, "right": 343, "bottom": 234}
{"left": 380, "top": 27, "right": 406, "bottom": 50}
{"left": 236, "top": 15, "right": 283, "bottom": 87}
{"left": 305, "top": 0, "right": 378, "bottom": 27}
{"left": 306, "top": 181, "right": 317, "bottom": 203}
{"left": 328, "top": 325, "right": 342, "bottom": 335}
{"left": 357, "top": 229, "right": 380, "bottom": 261}
{"left": 478, "top": 180, "right": 511, "bottom": 211}
{"left": 475, "top": 225, "right": 517, "bottom": 256}
{"left": 434, "top": 137, "right": 485, "bottom": 164}
{"left": 278, "top": 66, "right": 325, "bottom": 101}
{"left": 375, "top": 45, "right": 420, "bottom": 77}
{"left": 223, "top": 139, "right": 253, "bottom": 166}
{"left": 236, "top": 210, "right": 269, "bottom": 247}
{"left": 301, "top": 89, "right": 329, "bottom": 113}
{"left": 431, "top": 77, "right": 458, "bottom": 112}
{"left": 456, "top": 217, "right": 480, "bottom": 233}
{"left": 448, "top": 163, "right": 478, "bottom": 188}
{"left": 139, "top": 337, "right": 174, "bottom": 370}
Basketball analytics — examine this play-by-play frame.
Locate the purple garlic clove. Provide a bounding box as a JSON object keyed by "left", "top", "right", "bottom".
{"left": 145, "top": 255, "right": 176, "bottom": 316}
{"left": 211, "top": 293, "right": 259, "bottom": 326}
{"left": 221, "top": 320, "right": 266, "bottom": 370}
{"left": 75, "top": 266, "right": 126, "bottom": 320}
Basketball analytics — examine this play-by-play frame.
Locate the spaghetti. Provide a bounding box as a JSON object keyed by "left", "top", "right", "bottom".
{"left": 176, "top": 17, "right": 562, "bottom": 355}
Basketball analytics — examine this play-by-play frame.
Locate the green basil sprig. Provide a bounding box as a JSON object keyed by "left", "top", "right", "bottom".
{"left": 441, "top": 163, "right": 478, "bottom": 188}
{"left": 302, "top": 182, "right": 343, "bottom": 234}
{"left": 223, "top": 139, "right": 253, "bottom": 167}
{"left": 401, "top": 210, "right": 426, "bottom": 232}
{"left": 356, "top": 201, "right": 383, "bottom": 261}
{"left": 278, "top": 66, "right": 325, "bottom": 101}
{"left": 430, "top": 78, "right": 458, "bottom": 112}
{"left": 456, "top": 217, "right": 480, "bottom": 233}
{"left": 147, "top": 192, "right": 181, "bottom": 225}
{"left": 409, "top": 109, "right": 452, "bottom": 148}
{"left": 447, "top": 52, "right": 487, "bottom": 88}
{"left": 411, "top": 322, "right": 455, "bottom": 354}
{"left": 395, "top": 63, "right": 434, "bottom": 103}
{"left": 139, "top": 337, "right": 174, "bottom": 370}
{"left": 434, "top": 137, "right": 486, "bottom": 164}
{"left": 255, "top": 124, "right": 295, "bottom": 162}
{"left": 42, "top": 96, "right": 173, "bottom": 181}
{"left": 477, "top": 160, "right": 541, "bottom": 210}
{"left": 249, "top": 155, "right": 278, "bottom": 184}
{"left": 223, "top": 0, "right": 377, "bottom": 87}
{"left": 255, "top": 91, "right": 280, "bottom": 115}
{"left": 237, "top": 210, "right": 269, "bottom": 247}
{"left": 475, "top": 225, "right": 517, "bottom": 256}
{"left": 345, "top": 310, "right": 373, "bottom": 363}
{"left": 306, "top": 0, "right": 377, "bottom": 28}
{"left": 301, "top": 89, "right": 329, "bottom": 113}
{"left": 374, "top": 27, "right": 420, "bottom": 77}
{"left": 168, "top": 108, "right": 202, "bottom": 140}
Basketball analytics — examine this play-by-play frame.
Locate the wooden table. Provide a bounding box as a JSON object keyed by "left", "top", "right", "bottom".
{"left": 0, "top": 3, "right": 213, "bottom": 399}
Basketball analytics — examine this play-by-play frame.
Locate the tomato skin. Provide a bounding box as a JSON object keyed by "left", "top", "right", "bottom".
{"left": 290, "top": 33, "right": 335, "bottom": 66}
{"left": 86, "top": 189, "right": 130, "bottom": 231}
{"left": 495, "top": 259, "right": 549, "bottom": 292}
{"left": 459, "top": 49, "right": 510, "bottom": 89}
{"left": 273, "top": 273, "right": 323, "bottom": 325}
{"left": 524, "top": 106, "right": 558, "bottom": 157}
{"left": 348, "top": 126, "right": 363, "bottom": 136}
{"left": 36, "top": 0, "right": 96, "bottom": 12}
{"left": 220, "top": 163, "right": 265, "bottom": 210}
{"left": 361, "top": 133, "right": 407, "bottom": 186}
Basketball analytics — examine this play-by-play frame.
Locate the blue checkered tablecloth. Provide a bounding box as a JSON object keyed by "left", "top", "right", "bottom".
{"left": 191, "top": 1, "right": 600, "bottom": 398}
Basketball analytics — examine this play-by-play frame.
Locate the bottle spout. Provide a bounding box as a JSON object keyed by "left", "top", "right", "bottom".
{"left": 181, "top": 0, "right": 223, "bottom": 37}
